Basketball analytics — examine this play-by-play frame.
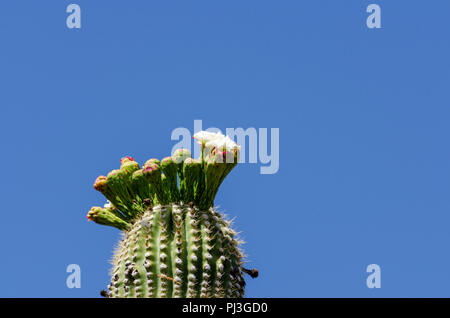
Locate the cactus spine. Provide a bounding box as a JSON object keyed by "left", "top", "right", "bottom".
{"left": 87, "top": 131, "right": 250, "bottom": 298}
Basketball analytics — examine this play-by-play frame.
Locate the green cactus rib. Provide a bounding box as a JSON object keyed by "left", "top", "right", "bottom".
{"left": 88, "top": 138, "right": 248, "bottom": 298}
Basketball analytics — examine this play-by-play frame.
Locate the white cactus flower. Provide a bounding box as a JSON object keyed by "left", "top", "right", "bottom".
{"left": 206, "top": 135, "right": 240, "bottom": 152}
{"left": 193, "top": 131, "right": 222, "bottom": 144}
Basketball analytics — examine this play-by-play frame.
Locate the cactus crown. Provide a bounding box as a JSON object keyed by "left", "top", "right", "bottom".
{"left": 88, "top": 131, "right": 240, "bottom": 228}
{"left": 88, "top": 131, "right": 248, "bottom": 298}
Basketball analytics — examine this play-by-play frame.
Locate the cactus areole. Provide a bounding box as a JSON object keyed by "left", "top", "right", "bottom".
{"left": 87, "top": 131, "right": 255, "bottom": 298}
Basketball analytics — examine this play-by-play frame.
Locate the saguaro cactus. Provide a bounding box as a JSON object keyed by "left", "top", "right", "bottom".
{"left": 87, "top": 131, "right": 256, "bottom": 298}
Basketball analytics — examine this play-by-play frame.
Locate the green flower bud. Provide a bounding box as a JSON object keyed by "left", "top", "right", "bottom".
{"left": 87, "top": 207, "right": 131, "bottom": 231}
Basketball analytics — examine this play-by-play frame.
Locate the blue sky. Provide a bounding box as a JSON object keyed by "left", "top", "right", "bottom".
{"left": 1, "top": 1, "right": 450, "bottom": 297}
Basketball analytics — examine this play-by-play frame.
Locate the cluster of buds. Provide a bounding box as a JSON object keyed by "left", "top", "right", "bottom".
{"left": 193, "top": 131, "right": 241, "bottom": 164}
{"left": 87, "top": 131, "right": 241, "bottom": 230}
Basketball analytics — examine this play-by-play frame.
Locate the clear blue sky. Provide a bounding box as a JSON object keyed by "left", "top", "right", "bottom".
{"left": 1, "top": 1, "right": 450, "bottom": 297}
